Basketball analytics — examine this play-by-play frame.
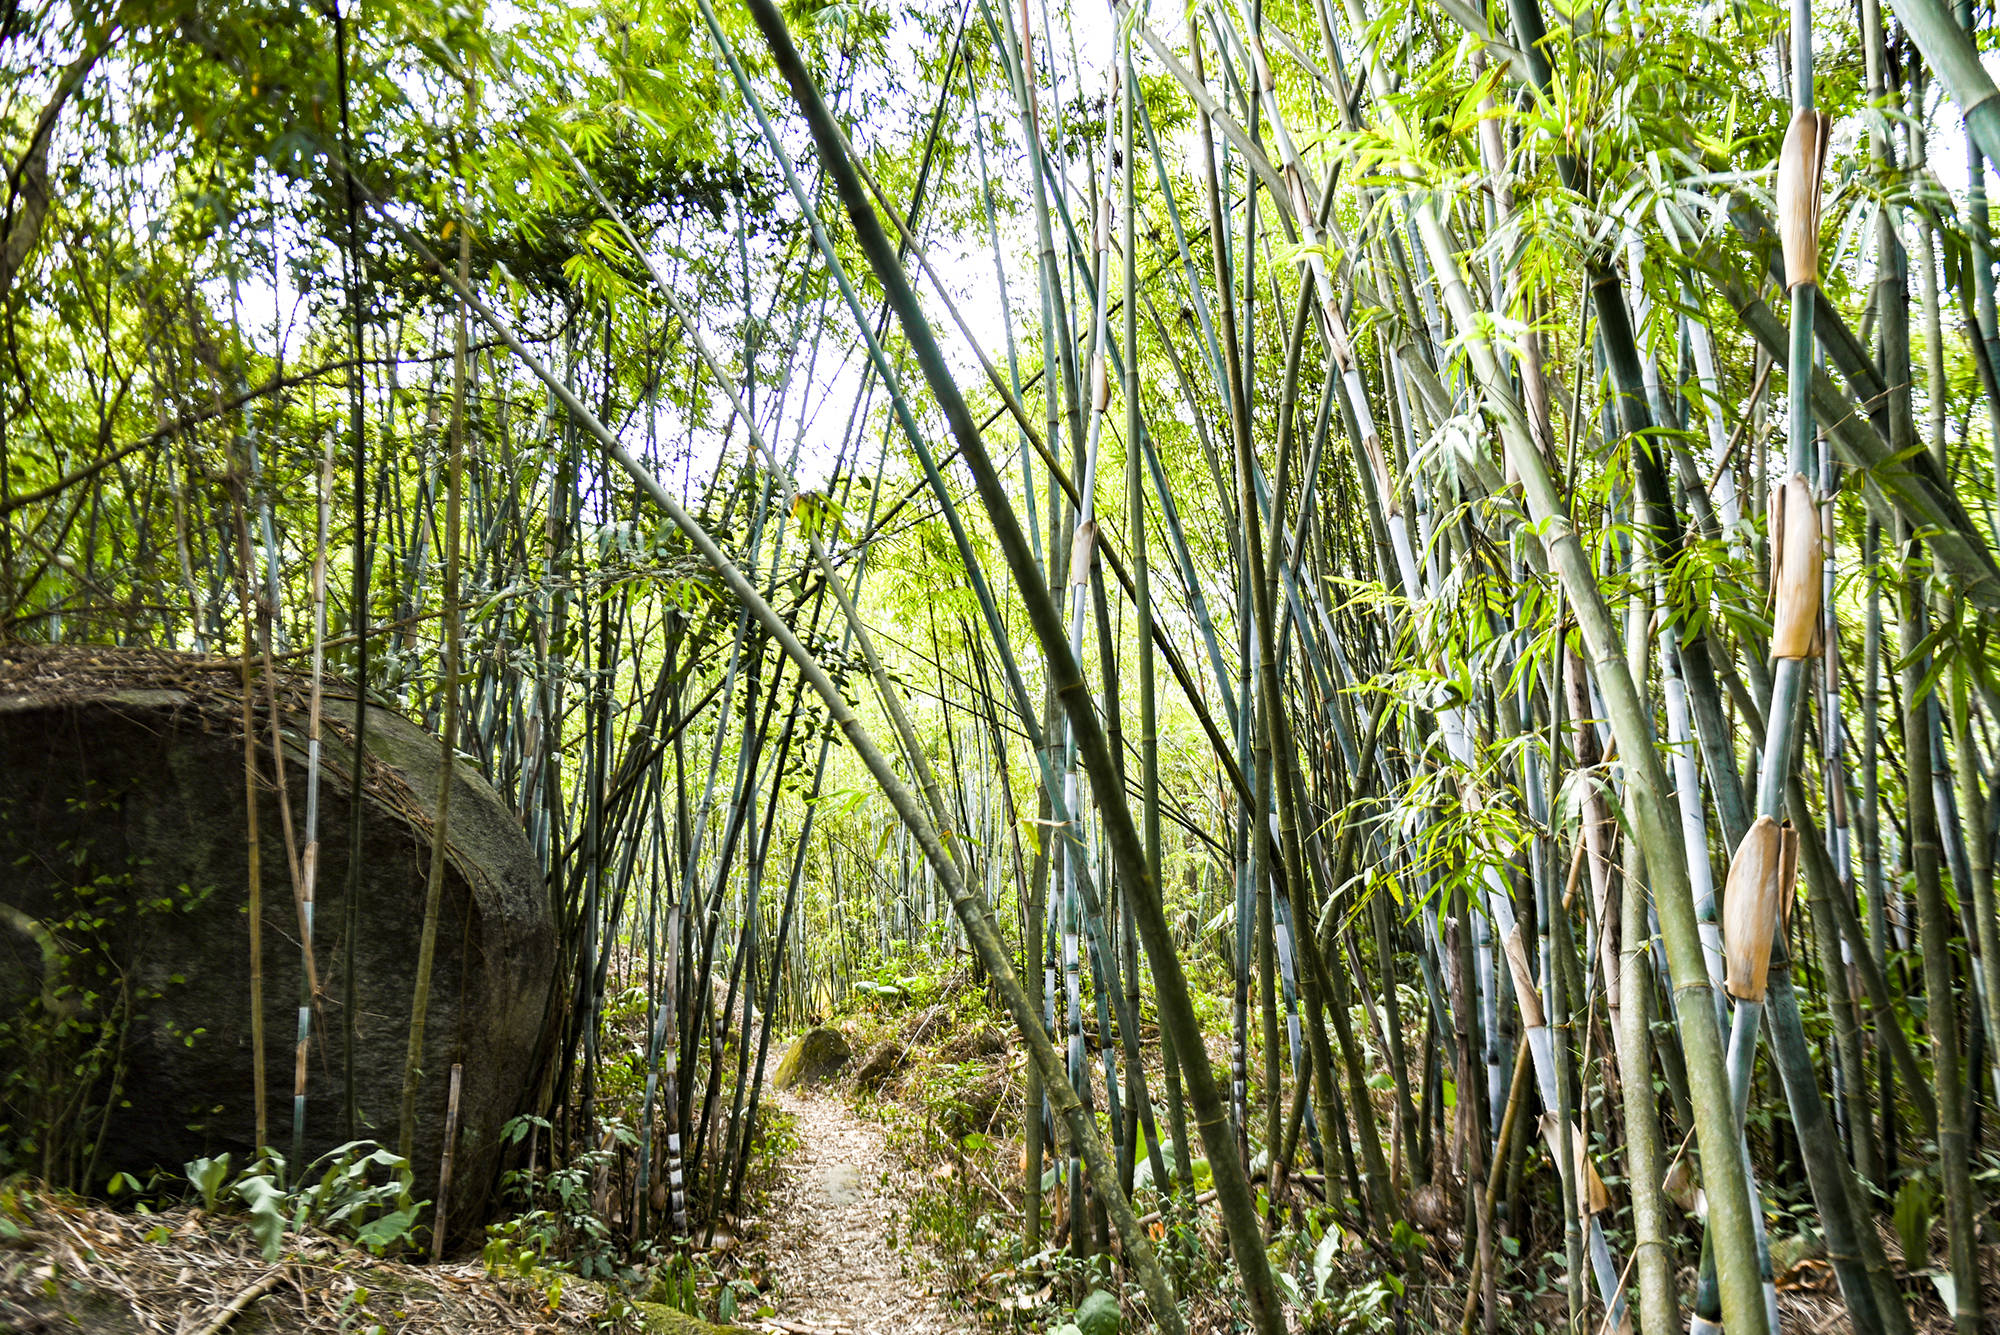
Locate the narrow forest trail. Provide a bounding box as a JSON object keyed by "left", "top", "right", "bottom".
{"left": 750, "top": 1087, "right": 977, "bottom": 1335}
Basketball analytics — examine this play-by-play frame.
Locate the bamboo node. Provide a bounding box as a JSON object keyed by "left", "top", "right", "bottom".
{"left": 1069, "top": 520, "right": 1098, "bottom": 586}
{"left": 1540, "top": 1115, "right": 1610, "bottom": 1214}
{"left": 1776, "top": 821, "right": 1799, "bottom": 937}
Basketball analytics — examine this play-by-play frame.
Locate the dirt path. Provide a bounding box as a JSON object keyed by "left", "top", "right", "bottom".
{"left": 750, "top": 1087, "right": 974, "bottom": 1335}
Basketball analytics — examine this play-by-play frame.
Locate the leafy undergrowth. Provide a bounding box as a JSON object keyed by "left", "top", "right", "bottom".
{"left": 818, "top": 957, "right": 1456, "bottom": 1334}
{"left": 476, "top": 983, "right": 805, "bottom": 1327}
{"left": 484, "top": 1098, "right": 799, "bottom": 1298}
{"left": 0, "top": 1100, "right": 801, "bottom": 1335}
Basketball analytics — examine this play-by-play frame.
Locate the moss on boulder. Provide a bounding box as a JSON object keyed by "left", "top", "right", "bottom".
{"left": 630, "top": 1301, "right": 758, "bottom": 1334}
{"left": 773, "top": 1027, "right": 851, "bottom": 1089}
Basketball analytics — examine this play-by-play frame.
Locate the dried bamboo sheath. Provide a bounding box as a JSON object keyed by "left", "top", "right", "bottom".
{"left": 1777, "top": 109, "right": 1831, "bottom": 290}
{"left": 1724, "top": 816, "right": 1800, "bottom": 1002}
{"left": 1771, "top": 473, "right": 1824, "bottom": 659}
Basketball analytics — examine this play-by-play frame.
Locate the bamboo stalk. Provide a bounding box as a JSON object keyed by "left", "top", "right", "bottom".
{"left": 236, "top": 480, "right": 268, "bottom": 1157}
{"left": 431, "top": 1062, "right": 461, "bottom": 1262}
{"left": 294, "top": 431, "right": 332, "bottom": 1170}
{"left": 1900, "top": 534, "right": 1983, "bottom": 1335}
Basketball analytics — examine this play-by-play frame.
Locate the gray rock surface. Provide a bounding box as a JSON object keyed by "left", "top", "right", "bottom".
{"left": 0, "top": 646, "right": 554, "bottom": 1238}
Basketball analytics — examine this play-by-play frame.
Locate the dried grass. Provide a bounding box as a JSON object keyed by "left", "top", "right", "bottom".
{"left": 0, "top": 1188, "right": 624, "bottom": 1334}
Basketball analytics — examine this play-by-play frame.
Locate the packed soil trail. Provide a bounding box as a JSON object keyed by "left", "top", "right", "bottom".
{"left": 751, "top": 1087, "right": 975, "bottom": 1335}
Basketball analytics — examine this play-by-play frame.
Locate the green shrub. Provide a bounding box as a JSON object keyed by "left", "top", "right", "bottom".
{"left": 182, "top": 1141, "right": 424, "bottom": 1261}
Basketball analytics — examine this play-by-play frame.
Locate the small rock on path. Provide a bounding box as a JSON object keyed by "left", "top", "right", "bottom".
{"left": 751, "top": 1087, "right": 977, "bottom": 1335}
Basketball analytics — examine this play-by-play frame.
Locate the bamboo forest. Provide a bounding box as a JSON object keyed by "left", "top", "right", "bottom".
{"left": 12, "top": 0, "right": 2000, "bottom": 1331}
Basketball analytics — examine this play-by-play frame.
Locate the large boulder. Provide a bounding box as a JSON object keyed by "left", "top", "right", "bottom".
{"left": 0, "top": 646, "right": 554, "bottom": 1238}
{"left": 772, "top": 1028, "right": 850, "bottom": 1089}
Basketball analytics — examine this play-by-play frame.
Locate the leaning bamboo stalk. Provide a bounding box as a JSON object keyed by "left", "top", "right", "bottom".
{"left": 536, "top": 78, "right": 1160, "bottom": 1271}
{"left": 356, "top": 184, "right": 1190, "bottom": 1334}
{"left": 1293, "top": 10, "right": 1767, "bottom": 1314}
{"left": 1883, "top": 0, "right": 2000, "bottom": 170}
{"left": 1062, "top": 138, "right": 1126, "bottom": 1230}
{"left": 1192, "top": 24, "right": 1255, "bottom": 1165}
{"left": 1176, "top": 6, "right": 1526, "bottom": 1229}
{"left": 687, "top": 0, "right": 1194, "bottom": 1242}
{"left": 1244, "top": 158, "right": 1349, "bottom": 1209}
{"left": 564, "top": 123, "right": 1074, "bottom": 1157}
{"left": 1124, "top": 20, "right": 1177, "bottom": 1211}
{"left": 1352, "top": 15, "right": 1832, "bottom": 1327}
{"left": 1399, "top": 132, "right": 1771, "bottom": 1335}
{"left": 724, "top": 7, "right": 1286, "bottom": 1324}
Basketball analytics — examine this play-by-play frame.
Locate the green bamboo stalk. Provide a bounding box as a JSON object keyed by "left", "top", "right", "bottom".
{"left": 1122, "top": 23, "right": 1167, "bottom": 1204}
{"left": 1887, "top": 0, "right": 2000, "bottom": 171}
{"left": 1277, "top": 9, "right": 1763, "bottom": 1309}
{"left": 1953, "top": 652, "right": 2000, "bottom": 1171}
{"left": 1405, "top": 186, "right": 1769, "bottom": 1335}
